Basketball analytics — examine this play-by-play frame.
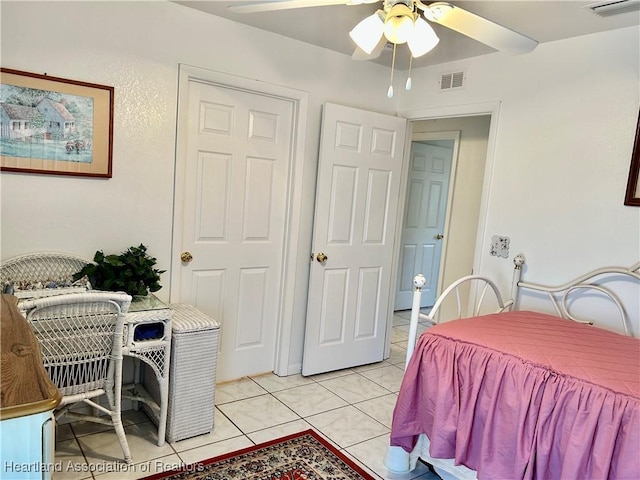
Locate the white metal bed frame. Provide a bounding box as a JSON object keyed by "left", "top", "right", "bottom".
{"left": 404, "top": 254, "right": 640, "bottom": 367}
{"left": 388, "top": 254, "right": 640, "bottom": 478}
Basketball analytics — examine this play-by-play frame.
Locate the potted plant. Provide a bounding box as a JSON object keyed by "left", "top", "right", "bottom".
{"left": 73, "top": 244, "right": 165, "bottom": 297}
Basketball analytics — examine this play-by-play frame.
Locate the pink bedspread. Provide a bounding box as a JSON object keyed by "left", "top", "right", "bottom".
{"left": 390, "top": 311, "right": 640, "bottom": 480}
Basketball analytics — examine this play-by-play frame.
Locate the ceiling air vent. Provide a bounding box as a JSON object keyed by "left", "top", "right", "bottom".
{"left": 439, "top": 71, "right": 465, "bottom": 92}
{"left": 587, "top": 0, "right": 640, "bottom": 17}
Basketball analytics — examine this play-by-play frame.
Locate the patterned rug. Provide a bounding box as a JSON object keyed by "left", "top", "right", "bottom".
{"left": 140, "top": 429, "right": 375, "bottom": 480}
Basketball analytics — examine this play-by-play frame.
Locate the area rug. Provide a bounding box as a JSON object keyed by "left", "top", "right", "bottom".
{"left": 141, "top": 429, "right": 375, "bottom": 480}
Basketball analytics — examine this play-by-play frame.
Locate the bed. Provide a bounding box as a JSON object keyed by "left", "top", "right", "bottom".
{"left": 385, "top": 254, "right": 640, "bottom": 480}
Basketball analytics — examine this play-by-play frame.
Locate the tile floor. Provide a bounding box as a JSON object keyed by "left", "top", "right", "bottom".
{"left": 53, "top": 311, "right": 436, "bottom": 480}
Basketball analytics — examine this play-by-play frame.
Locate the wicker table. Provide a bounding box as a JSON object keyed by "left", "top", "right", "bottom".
{"left": 0, "top": 253, "right": 173, "bottom": 446}
{"left": 122, "top": 295, "right": 172, "bottom": 447}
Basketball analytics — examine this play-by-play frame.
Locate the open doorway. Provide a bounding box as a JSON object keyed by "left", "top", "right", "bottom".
{"left": 393, "top": 114, "right": 492, "bottom": 318}
{"left": 394, "top": 136, "right": 456, "bottom": 311}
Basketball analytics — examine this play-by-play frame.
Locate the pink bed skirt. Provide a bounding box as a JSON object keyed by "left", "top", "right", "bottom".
{"left": 390, "top": 311, "right": 640, "bottom": 480}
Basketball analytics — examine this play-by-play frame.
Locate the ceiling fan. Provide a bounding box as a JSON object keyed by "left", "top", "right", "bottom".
{"left": 228, "top": 0, "right": 538, "bottom": 97}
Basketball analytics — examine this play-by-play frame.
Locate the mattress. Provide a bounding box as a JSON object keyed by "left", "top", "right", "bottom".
{"left": 390, "top": 311, "right": 640, "bottom": 480}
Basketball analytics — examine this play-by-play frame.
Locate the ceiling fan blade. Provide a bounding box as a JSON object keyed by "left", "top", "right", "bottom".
{"left": 351, "top": 37, "right": 386, "bottom": 60}
{"left": 422, "top": 2, "right": 538, "bottom": 54}
{"left": 230, "top": 0, "right": 360, "bottom": 14}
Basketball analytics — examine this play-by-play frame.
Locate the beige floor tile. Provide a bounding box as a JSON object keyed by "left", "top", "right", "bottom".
{"left": 177, "top": 435, "right": 253, "bottom": 466}
{"left": 305, "top": 405, "right": 389, "bottom": 449}
{"left": 246, "top": 419, "right": 314, "bottom": 445}
{"left": 69, "top": 419, "right": 113, "bottom": 438}
{"left": 388, "top": 343, "right": 409, "bottom": 366}
{"left": 56, "top": 424, "right": 75, "bottom": 443}
{"left": 214, "top": 377, "right": 267, "bottom": 404}
{"left": 392, "top": 323, "right": 429, "bottom": 345}
{"left": 249, "top": 372, "right": 314, "bottom": 392}
{"left": 53, "top": 438, "right": 92, "bottom": 480}
{"left": 307, "top": 367, "right": 355, "bottom": 382}
{"left": 320, "top": 373, "right": 391, "bottom": 404}
{"left": 394, "top": 312, "right": 411, "bottom": 323}
{"left": 67, "top": 409, "right": 151, "bottom": 440}
{"left": 335, "top": 447, "right": 380, "bottom": 479}
{"left": 170, "top": 408, "right": 243, "bottom": 452}
{"left": 273, "top": 382, "right": 347, "bottom": 417}
{"left": 353, "top": 393, "right": 399, "bottom": 429}
{"left": 217, "top": 394, "right": 299, "bottom": 433}
{"left": 392, "top": 326, "right": 409, "bottom": 344}
{"left": 77, "top": 421, "right": 173, "bottom": 466}
{"left": 360, "top": 365, "right": 406, "bottom": 393}
{"left": 122, "top": 409, "right": 154, "bottom": 426}
{"left": 353, "top": 360, "right": 394, "bottom": 373}
{"left": 92, "top": 454, "right": 183, "bottom": 480}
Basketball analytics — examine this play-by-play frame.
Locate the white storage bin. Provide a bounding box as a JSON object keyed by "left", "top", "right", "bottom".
{"left": 143, "top": 303, "right": 220, "bottom": 443}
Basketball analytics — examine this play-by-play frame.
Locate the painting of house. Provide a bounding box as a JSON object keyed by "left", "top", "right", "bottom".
{"left": 0, "top": 81, "right": 93, "bottom": 163}
{"left": 0, "top": 103, "right": 38, "bottom": 139}
{"left": 35, "top": 97, "right": 76, "bottom": 139}
{"left": 0, "top": 98, "right": 76, "bottom": 140}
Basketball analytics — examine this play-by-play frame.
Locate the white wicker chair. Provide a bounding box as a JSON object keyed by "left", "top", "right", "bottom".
{"left": 20, "top": 292, "right": 133, "bottom": 464}
{"left": 0, "top": 252, "right": 90, "bottom": 298}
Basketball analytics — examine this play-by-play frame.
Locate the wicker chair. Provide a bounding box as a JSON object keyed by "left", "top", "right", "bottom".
{"left": 20, "top": 292, "right": 133, "bottom": 464}
{"left": 0, "top": 252, "right": 90, "bottom": 298}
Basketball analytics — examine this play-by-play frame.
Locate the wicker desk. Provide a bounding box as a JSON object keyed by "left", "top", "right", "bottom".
{"left": 122, "top": 295, "right": 172, "bottom": 447}
{"left": 0, "top": 253, "right": 173, "bottom": 446}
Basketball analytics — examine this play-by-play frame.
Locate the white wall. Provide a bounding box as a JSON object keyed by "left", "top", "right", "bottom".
{"left": 400, "top": 26, "right": 640, "bottom": 335}
{"left": 2, "top": 1, "right": 638, "bottom": 370}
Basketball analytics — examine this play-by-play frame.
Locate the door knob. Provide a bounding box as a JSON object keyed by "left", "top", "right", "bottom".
{"left": 316, "top": 252, "right": 328, "bottom": 263}
{"left": 435, "top": 234, "right": 444, "bottom": 240}
{"left": 181, "top": 251, "right": 193, "bottom": 263}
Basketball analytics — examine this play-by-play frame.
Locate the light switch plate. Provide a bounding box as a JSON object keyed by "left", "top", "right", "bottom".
{"left": 490, "top": 235, "right": 510, "bottom": 258}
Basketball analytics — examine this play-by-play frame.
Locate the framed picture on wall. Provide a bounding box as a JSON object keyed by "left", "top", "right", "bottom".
{"left": 624, "top": 109, "right": 640, "bottom": 206}
{"left": 0, "top": 68, "right": 114, "bottom": 178}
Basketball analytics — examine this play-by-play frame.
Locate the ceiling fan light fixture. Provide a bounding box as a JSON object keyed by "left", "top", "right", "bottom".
{"left": 423, "top": 1, "right": 454, "bottom": 22}
{"left": 349, "top": 11, "right": 384, "bottom": 54}
{"left": 408, "top": 16, "right": 439, "bottom": 57}
{"left": 383, "top": 4, "right": 415, "bottom": 44}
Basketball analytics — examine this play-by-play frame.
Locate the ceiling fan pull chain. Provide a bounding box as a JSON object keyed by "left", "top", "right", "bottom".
{"left": 406, "top": 54, "right": 413, "bottom": 91}
{"left": 387, "top": 43, "right": 397, "bottom": 98}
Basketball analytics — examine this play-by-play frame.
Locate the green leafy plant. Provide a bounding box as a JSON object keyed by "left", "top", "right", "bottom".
{"left": 73, "top": 244, "right": 166, "bottom": 296}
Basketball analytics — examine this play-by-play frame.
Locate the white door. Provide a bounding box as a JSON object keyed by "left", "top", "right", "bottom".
{"left": 302, "top": 103, "right": 407, "bottom": 376}
{"left": 394, "top": 142, "right": 453, "bottom": 310}
{"left": 174, "top": 78, "right": 294, "bottom": 382}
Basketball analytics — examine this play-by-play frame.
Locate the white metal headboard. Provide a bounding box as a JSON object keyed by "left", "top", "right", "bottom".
{"left": 405, "top": 254, "right": 640, "bottom": 367}
{"left": 515, "top": 255, "right": 640, "bottom": 336}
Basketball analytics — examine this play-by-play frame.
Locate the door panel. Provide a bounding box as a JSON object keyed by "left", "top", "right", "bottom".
{"left": 394, "top": 142, "right": 453, "bottom": 310}
{"left": 302, "top": 103, "right": 407, "bottom": 376}
{"left": 177, "top": 79, "right": 294, "bottom": 381}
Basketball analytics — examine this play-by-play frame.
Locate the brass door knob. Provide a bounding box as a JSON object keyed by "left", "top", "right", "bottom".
{"left": 181, "top": 251, "right": 193, "bottom": 263}
{"left": 435, "top": 234, "right": 444, "bottom": 240}
{"left": 316, "top": 252, "right": 328, "bottom": 263}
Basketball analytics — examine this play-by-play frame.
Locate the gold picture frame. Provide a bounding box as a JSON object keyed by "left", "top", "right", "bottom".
{"left": 0, "top": 68, "right": 114, "bottom": 178}
{"left": 624, "top": 109, "right": 640, "bottom": 206}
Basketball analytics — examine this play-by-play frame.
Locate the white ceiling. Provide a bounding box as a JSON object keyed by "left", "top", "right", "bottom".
{"left": 173, "top": 0, "right": 640, "bottom": 69}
